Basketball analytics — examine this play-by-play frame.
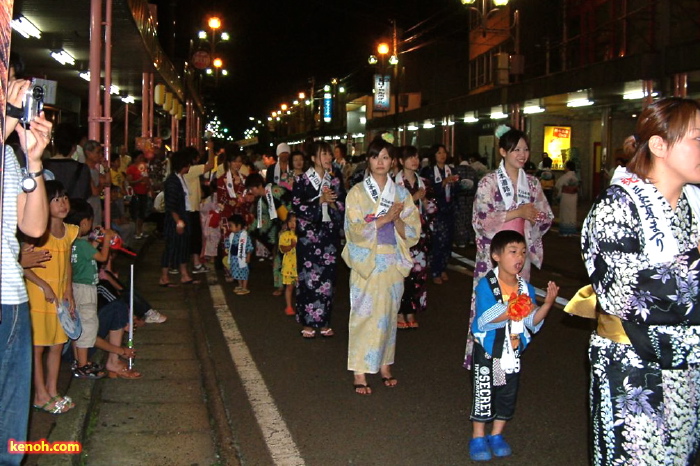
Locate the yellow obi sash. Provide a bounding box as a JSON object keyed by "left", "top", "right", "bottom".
{"left": 564, "top": 285, "right": 631, "bottom": 345}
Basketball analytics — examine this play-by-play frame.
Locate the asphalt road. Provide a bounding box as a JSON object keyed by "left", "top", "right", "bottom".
{"left": 199, "top": 233, "right": 595, "bottom": 466}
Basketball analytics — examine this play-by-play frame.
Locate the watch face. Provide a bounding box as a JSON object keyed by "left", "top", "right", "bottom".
{"left": 21, "top": 175, "right": 37, "bottom": 193}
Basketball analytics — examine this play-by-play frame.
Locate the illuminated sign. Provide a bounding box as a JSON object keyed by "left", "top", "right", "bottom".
{"left": 323, "top": 92, "right": 332, "bottom": 123}
{"left": 373, "top": 75, "right": 391, "bottom": 111}
{"left": 543, "top": 126, "right": 572, "bottom": 169}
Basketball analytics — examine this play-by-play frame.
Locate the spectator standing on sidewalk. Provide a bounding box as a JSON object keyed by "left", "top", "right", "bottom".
{"left": 126, "top": 150, "right": 151, "bottom": 239}
{"left": 0, "top": 73, "right": 52, "bottom": 465}
{"left": 158, "top": 150, "right": 199, "bottom": 287}
{"left": 183, "top": 145, "right": 215, "bottom": 274}
{"left": 23, "top": 181, "right": 79, "bottom": 414}
{"left": 84, "top": 140, "right": 111, "bottom": 226}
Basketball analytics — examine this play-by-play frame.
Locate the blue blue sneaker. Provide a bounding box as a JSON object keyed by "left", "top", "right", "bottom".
{"left": 469, "top": 437, "right": 492, "bottom": 461}
{"left": 487, "top": 434, "right": 512, "bottom": 457}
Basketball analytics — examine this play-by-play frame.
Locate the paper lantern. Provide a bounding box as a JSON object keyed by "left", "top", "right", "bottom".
{"left": 170, "top": 100, "right": 179, "bottom": 116}
{"left": 154, "top": 84, "right": 165, "bottom": 105}
{"left": 163, "top": 92, "right": 173, "bottom": 111}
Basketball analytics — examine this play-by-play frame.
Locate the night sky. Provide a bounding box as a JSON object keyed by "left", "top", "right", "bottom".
{"left": 159, "top": 0, "right": 463, "bottom": 136}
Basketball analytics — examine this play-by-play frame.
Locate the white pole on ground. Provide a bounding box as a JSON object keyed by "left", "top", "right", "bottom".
{"left": 128, "top": 263, "right": 134, "bottom": 369}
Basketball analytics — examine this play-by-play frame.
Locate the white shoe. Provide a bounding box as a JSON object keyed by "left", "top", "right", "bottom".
{"left": 144, "top": 309, "right": 167, "bottom": 324}
{"left": 192, "top": 264, "right": 209, "bottom": 274}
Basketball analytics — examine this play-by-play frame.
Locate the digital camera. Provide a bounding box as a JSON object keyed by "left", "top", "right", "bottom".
{"left": 22, "top": 82, "right": 44, "bottom": 123}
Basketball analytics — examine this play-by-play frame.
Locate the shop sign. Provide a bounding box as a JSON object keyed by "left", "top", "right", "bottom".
{"left": 323, "top": 92, "right": 332, "bottom": 123}
{"left": 373, "top": 74, "right": 391, "bottom": 111}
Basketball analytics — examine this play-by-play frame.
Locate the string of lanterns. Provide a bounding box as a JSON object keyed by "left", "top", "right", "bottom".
{"left": 154, "top": 83, "right": 184, "bottom": 119}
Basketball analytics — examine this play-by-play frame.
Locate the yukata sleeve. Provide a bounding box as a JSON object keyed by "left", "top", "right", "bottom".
{"left": 341, "top": 186, "right": 378, "bottom": 279}
{"left": 330, "top": 174, "right": 346, "bottom": 224}
{"left": 394, "top": 187, "right": 422, "bottom": 277}
{"left": 474, "top": 278, "right": 507, "bottom": 333}
{"left": 582, "top": 187, "right": 700, "bottom": 324}
{"left": 472, "top": 174, "right": 506, "bottom": 240}
{"left": 530, "top": 175, "right": 554, "bottom": 234}
{"left": 292, "top": 177, "right": 323, "bottom": 224}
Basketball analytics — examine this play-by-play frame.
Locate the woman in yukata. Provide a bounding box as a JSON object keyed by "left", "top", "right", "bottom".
{"left": 292, "top": 141, "right": 345, "bottom": 339}
{"left": 342, "top": 138, "right": 421, "bottom": 395}
{"left": 216, "top": 151, "right": 252, "bottom": 280}
{"left": 217, "top": 151, "right": 252, "bottom": 224}
{"left": 464, "top": 126, "right": 553, "bottom": 368}
{"left": 582, "top": 98, "right": 700, "bottom": 465}
{"left": 394, "top": 145, "right": 436, "bottom": 329}
{"left": 420, "top": 143, "right": 460, "bottom": 284}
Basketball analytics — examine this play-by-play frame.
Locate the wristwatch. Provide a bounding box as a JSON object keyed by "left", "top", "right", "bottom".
{"left": 20, "top": 168, "right": 43, "bottom": 193}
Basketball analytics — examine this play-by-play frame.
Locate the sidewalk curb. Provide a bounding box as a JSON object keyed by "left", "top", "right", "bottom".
{"left": 189, "top": 272, "right": 243, "bottom": 466}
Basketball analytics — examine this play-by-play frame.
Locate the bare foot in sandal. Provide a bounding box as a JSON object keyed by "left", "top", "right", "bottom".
{"left": 353, "top": 373, "right": 372, "bottom": 395}
{"left": 380, "top": 365, "right": 398, "bottom": 388}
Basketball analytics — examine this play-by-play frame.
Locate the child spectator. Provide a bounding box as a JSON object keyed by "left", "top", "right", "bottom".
{"left": 278, "top": 214, "right": 298, "bottom": 316}
{"left": 469, "top": 230, "right": 558, "bottom": 461}
{"left": 65, "top": 198, "right": 115, "bottom": 379}
{"left": 224, "top": 214, "right": 253, "bottom": 295}
{"left": 23, "top": 181, "right": 79, "bottom": 413}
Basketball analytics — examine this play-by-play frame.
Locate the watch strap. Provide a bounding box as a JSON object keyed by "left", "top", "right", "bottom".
{"left": 26, "top": 169, "right": 44, "bottom": 178}
{"left": 6, "top": 102, "right": 23, "bottom": 120}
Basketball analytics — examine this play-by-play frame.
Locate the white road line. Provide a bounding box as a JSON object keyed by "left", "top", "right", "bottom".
{"left": 210, "top": 283, "right": 305, "bottom": 466}
{"left": 450, "top": 251, "right": 570, "bottom": 307}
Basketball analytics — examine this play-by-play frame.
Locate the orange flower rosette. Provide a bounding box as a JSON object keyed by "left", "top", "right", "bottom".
{"left": 506, "top": 293, "right": 532, "bottom": 321}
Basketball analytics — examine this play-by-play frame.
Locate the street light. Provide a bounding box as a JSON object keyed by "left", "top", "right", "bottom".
{"left": 208, "top": 17, "right": 221, "bottom": 31}
{"left": 460, "top": 0, "right": 510, "bottom": 36}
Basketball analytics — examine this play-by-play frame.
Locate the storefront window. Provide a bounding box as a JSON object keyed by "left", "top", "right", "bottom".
{"left": 543, "top": 126, "right": 571, "bottom": 170}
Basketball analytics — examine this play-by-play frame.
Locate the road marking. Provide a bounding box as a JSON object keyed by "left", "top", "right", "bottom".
{"left": 210, "top": 283, "right": 305, "bottom": 466}
{"left": 450, "top": 251, "right": 570, "bottom": 307}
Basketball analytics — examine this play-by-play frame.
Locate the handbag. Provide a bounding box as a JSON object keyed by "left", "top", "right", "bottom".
{"left": 56, "top": 300, "right": 83, "bottom": 340}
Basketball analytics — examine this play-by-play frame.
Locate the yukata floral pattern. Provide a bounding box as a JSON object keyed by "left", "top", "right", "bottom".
{"left": 342, "top": 183, "right": 421, "bottom": 374}
{"left": 292, "top": 171, "right": 345, "bottom": 328}
{"left": 397, "top": 175, "right": 435, "bottom": 316}
{"left": 419, "top": 165, "right": 456, "bottom": 278}
{"left": 216, "top": 171, "right": 252, "bottom": 225}
{"left": 582, "top": 185, "right": 700, "bottom": 465}
{"left": 464, "top": 172, "right": 552, "bottom": 368}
